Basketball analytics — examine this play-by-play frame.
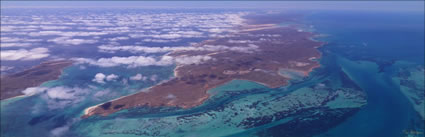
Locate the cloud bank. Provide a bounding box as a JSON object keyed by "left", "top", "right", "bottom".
{"left": 98, "top": 43, "right": 259, "bottom": 54}
{"left": 73, "top": 55, "right": 213, "bottom": 68}
{"left": 21, "top": 86, "right": 90, "bottom": 110}
{"left": 1, "top": 48, "right": 50, "bottom": 61}
{"left": 129, "top": 73, "right": 148, "bottom": 81}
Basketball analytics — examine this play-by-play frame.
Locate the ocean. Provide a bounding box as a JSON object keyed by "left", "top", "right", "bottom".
{"left": 307, "top": 9, "right": 425, "bottom": 137}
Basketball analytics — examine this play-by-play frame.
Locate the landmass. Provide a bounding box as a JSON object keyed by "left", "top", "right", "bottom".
{"left": 83, "top": 16, "right": 323, "bottom": 117}
{"left": 0, "top": 60, "right": 73, "bottom": 100}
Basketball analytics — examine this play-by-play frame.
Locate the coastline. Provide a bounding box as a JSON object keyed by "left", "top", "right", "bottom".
{"left": 0, "top": 94, "right": 27, "bottom": 103}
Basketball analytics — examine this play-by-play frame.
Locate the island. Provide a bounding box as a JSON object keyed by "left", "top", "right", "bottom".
{"left": 0, "top": 60, "right": 73, "bottom": 100}
{"left": 392, "top": 65, "right": 425, "bottom": 119}
{"left": 83, "top": 18, "right": 323, "bottom": 118}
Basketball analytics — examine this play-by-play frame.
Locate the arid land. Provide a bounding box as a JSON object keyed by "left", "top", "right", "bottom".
{"left": 84, "top": 17, "right": 323, "bottom": 117}
{"left": 0, "top": 60, "right": 73, "bottom": 100}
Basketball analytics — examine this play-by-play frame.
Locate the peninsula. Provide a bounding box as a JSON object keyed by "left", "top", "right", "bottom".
{"left": 0, "top": 60, "right": 73, "bottom": 100}
{"left": 84, "top": 18, "right": 323, "bottom": 117}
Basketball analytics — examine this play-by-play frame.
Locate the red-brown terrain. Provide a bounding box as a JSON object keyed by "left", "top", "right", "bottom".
{"left": 83, "top": 21, "right": 323, "bottom": 117}
{"left": 0, "top": 60, "right": 73, "bottom": 100}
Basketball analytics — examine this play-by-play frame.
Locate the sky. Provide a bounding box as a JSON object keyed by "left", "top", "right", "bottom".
{"left": 1, "top": 1, "right": 424, "bottom": 12}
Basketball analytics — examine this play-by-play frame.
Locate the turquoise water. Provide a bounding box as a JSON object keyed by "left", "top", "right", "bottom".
{"left": 71, "top": 67, "right": 366, "bottom": 137}
{"left": 0, "top": 64, "right": 175, "bottom": 137}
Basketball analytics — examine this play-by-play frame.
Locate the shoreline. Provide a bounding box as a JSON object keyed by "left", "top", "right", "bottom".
{"left": 0, "top": 94, "right": 27, "bottom": 102}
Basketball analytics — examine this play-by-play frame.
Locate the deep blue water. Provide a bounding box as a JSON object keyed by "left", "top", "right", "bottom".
{"left": 306, "top": 10, "right": 424, "bottom": 137}
{"left": 307, "top": 10, "right": 424, "bottom": 64}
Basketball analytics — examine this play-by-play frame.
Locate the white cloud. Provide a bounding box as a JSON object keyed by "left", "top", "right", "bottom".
{"left": 50, "top": 125, "right": 69, "bottom": 137}
{"left": 129, "top": 73, "right": 147, "bottom": 81}
{"left": 92, "top": 73, "right": 119, "bottom": 84}
{"left": 128, "top": 34, "right": 147, "bottom": 38}
{"left": 92, "top": 73, "right": 106, "bottom": 84}
{"left": 79, "top": 66, "right": 86, "bottom": 70}
{"left": 28, "top": 31, "right": 108, "bottom": 37}
{"left": 166, "top": 94, "right": 176, "bottom": 99}
{"left": 208, "top": 28, "right": 226, "bottom": 33}
{"left": 93, "top": 90, "right": 110, "bottom": 98}
{"left": 122, "top": 78, "right": 128, "bottom": 85}
{"left": 0, "top": 26, "right": 14, "bottom": 32}
{"left": 92, "top": 89, "right": 116, "bottom": 100}
{"left": 0, "top": 25, "right": 40, "bottom": 32}
{"left": 1, "top": 37, "right": 42, "bottom": 47}
{"left": 1, "top": 48, "right": 49, "bottom": 61}
{"left": 150, "top": 74, "right": 158, "bottom": 82}
{"left": 0, "top": 66, "right": 14, "bottom": 71}
{"left": 21, "top": 86, "right": 90, "bottom": 110}
{"left": 39, "top": 26, "right": 71, "bottom": 30}
{"left": 46, "top": 87, "right": 82, "bottom": 100}
{"left": 142, "top": 38, "right": 181, "bottom": 43}
{"left": 73, "top": 55, "right": 212, "bottom": 68}
{"left": 50, "top": 118, "right": 80, "bottom": 137}
{"left": 78, "top": 27, "right": 101, "bottom": 31}
{"left": 2, "top": 12, "right": 248, "bottom": 57}
{"left": 108, "top": 36, "right": 129, "bottom": 41}
{"left": 152, "top": 34, "right": 182, "bottom": 39}
{"left": 48, "top": 37, "right": 97, "bottom": 45}
{"left": 28, "top": 31, "right": 62, "bottom": 36}
{"left": 82, "top": 22, "right": 115, "bottom": 27}
{"left": 98, "top": 44, "right": 259, "bottom": 54}
{"left": 98, "top": 45, "right": 175, "bottom": 53}
{"left": 201, "top": 44, "right": 259, "bottom": 53}
{"left": 228, "top": 39, "right": 255, "bottom": 44}
{"left": 22, "top": 87, "right": 48, "bottom": 96}
{"left": 175, "top": 55, "right": 213, "bottom": 65}
{"left": 290, "top": 61, "right": 310, "bottom": 67}
{"left": 128, "top": 30, "right": 203, "bottom": 40}
{"left": 1, "top": 43, "right": 33, "bottom": 47}
{"left": 1, "top": 37, "right": 22, "bottom": 42}
{"left": 73, "top": 55, "right": 174, "bottom": 68}
{"left": 106, "top": 74, "right": 119, "bottom": 81}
